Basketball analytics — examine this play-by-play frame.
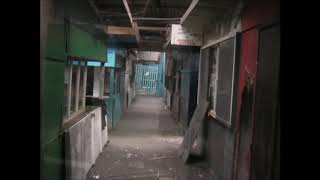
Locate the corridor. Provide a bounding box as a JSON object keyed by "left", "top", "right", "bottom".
{"left": 86, "top": 96, "right": 212, "bottom": 180}
{"left": 41, "top": 0, "right": 280, "bottom": 179}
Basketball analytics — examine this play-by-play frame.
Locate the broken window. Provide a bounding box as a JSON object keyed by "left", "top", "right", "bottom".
{"left": 86, "top": 67, "right": 94, "bottom": 96}
{"left": 206, "top": 36, "right": 239, "bottom": 127}
{"left": 208, "top": 47, "right": 218, "bottom": 110}
{"left": 85, "top": 61, "right": 103, "bottom": 97}
{"left": 215, "top": 38, "right": 235, "bottom": 126}
{"left": 63, "top": 59, "right": 88, "bottom": 122}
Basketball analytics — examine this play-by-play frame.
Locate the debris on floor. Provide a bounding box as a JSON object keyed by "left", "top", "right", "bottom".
{"left": 86, "top": 96, "right": 213, "bottom": 180}
{"left": 149, "top": 155, "right": 176, "bottom": 160}
{"left": 126, "top": 153, "right": 132, "bottom": 159}
{"left": 129, "top": 161, "right": 144, "bottom": 169}
{"left": 92, "top": 175, "right": 100, "bottom": 179}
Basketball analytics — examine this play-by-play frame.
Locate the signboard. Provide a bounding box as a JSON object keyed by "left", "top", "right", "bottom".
{"left": 171, "top": 24, "right": 202, "bottom": 46}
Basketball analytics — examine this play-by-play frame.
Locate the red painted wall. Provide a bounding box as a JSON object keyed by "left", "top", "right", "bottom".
{"left": 241, "top": 0, "right": 280, "bottom": 31}
{"left": 236, "top": 30, "right": 258, "bottom": 127}
{"left": 233, "top": 0, "right": 279, "bottom": 178}
{"left": 236, "top": 0, "right": 280, "bottom": 133}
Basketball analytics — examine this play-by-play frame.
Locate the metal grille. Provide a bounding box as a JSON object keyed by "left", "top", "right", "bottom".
{"left": 134, "top": 64, "right": 161, "bottom": 96}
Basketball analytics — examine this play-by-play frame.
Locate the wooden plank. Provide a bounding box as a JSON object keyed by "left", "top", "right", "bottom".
{"left": 122, "top": 0, "right": 133, "bottom": 24}
{"left": 104, "top": 25, "right": 135, "bottom": 35}
{"left": 178, "top": 101, "right": 209, "bottom": 163}
{"left": 122, "top": 0, "right": 140, "bottom": 42}
{"left": 133, "top": 22, "right": 141, "bottom": 42}
{"left": 180, "top": 0, "right": 200, "bottom": 24}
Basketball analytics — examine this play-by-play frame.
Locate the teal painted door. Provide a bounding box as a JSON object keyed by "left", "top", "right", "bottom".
{"left": 135, "top": 64, "right": 162, "bottom": 96}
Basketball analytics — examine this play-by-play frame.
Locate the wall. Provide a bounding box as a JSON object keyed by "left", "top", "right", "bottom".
{"left": 200, "top": 5, "right": 241, "bottom": 180}
{"left": 104, "top": 50, "right": 126, "bottom": 129}
{"left": 124, "top": 52, "right": 135, "bottom": 109}
{"left": 41, "top": 1, "right": 67, "bottom": 179}
{"left": 163, "top": 47, "right": 199, "bottom": 131}
{"left": 64, "top": 107, "right": 106, "bottom": 180}
{"left": 159, "top": 52, "right": 166, "bottom": 97}
{"left": 179, "top": 48, "right": 199, "bottom": 129}
{"left": 238, "top": 1, "right": 279, "bottom": 180}
{"left": 69, "top": 24, "right": 106, "bottom": 61}
{"left": 200, "top": 0, "right": 280, "bottom": 179}
{"left": 40, "top": 1, "right": 107, "bottom": 179}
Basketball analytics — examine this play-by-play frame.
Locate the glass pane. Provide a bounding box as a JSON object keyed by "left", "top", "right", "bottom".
{"left": 208, "top": 47, "right": 218, "bottom": 110}
{"left": 215, "top": 38, "right": 235, "bottom": 124}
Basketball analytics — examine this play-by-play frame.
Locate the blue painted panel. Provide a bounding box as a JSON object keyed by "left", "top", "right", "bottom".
{"left": 87, "top": 61, "right": 101, "bottom": 66}
{"left": 105, "top": 48, "right": 116, "bottom": 67}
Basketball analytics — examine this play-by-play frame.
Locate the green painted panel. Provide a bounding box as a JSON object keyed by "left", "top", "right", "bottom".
{"left": 41, "top": 59, "right": 64, "bottom": 144}
{"left": 113, "top": 94, "right": 123, "bottom": 127}
{"left": 42, "top": 136, "right": 65, "bottom": 180}
{"left": 45, "top": 17, "right": 66, "bottom": 60}
{"left": 105, "top": 98, "right": 114, "bottom": 128}
{"left": 105, "top": 69, "right": 125, "bottom": 128}
{"left": 69, "top": 24, "right": 106, "bottom": 61}
{"left": 109, "top": 69, "right": 115, "bottom": 94}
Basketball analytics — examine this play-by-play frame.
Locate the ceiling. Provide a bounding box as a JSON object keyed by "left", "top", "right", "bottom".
{"left": 61, "top": 0, "right": 240, "bottom": 51}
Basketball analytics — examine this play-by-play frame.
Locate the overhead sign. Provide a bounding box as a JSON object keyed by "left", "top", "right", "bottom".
{"left": 171, "top": 24, "right": 202, "bottom": 46}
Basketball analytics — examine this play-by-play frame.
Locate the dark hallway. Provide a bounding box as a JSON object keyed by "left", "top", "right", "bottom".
{"left": 41, "top": 0, "right": 280, "bottom": 180}
{"left": 87, "top": 96, "right": 212, "bottom": 180}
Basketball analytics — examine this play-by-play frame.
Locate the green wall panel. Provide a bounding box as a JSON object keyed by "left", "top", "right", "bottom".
{"left": 42, "top": 136, "right": 65, "bottom": 180}
{"left": 42, "top": 59, "right": 64, "bottom": 144}
{"left": 69, "top": 24, "right": 106, "bottom": 61}
{"left": 45, "top": 17, "right": 66, "bottom": 60}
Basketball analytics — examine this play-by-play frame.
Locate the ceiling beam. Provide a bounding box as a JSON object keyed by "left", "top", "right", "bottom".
{"left": 138, "top": 26, "right": 168, "bottom": 31}
{"left": 122, "top": 0, "right": 133, "bottom": 24}
{"left": 140, "top": 40, "right": 162, "bottom": 43}
{"left": 104, "top": 25, "right": 135, "bottom": 35}
{"left": 133, "top": 17, "right": 180, "bottom": 21}
{"left": 133, "top": 22, "right": 141, "bottom": 43}
{"left": 122, "top": 0, "right": 140, "bottom": 42}
{"left": 180, "top": 0, "right": 200, "bottom": 24}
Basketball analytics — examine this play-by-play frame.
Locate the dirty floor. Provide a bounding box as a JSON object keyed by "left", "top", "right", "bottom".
{"left": 87, "top": 96, "right": 213, "bottom": 180}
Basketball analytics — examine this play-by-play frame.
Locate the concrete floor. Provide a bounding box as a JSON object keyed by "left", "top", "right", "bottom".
{"left": 87, "top": 96, "right": 213, "bottom": 180}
